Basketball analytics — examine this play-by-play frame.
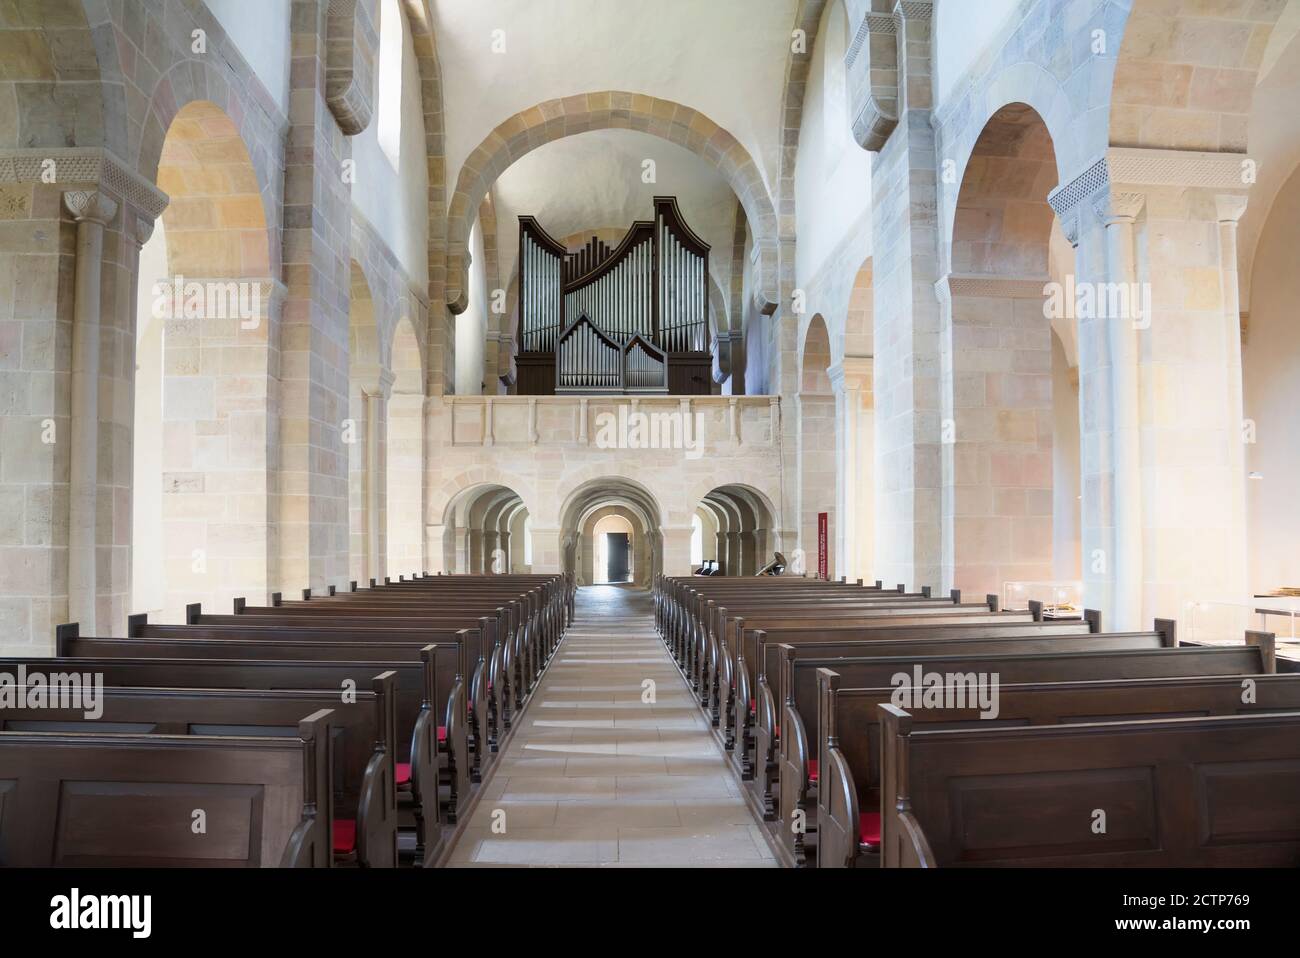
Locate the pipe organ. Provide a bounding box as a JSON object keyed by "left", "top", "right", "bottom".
{"left": 515, "top": 197, "right": 713, "bottom": 395}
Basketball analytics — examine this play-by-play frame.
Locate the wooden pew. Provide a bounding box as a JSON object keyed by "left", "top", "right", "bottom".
{"left": 54, "top": 627, "right": 475, "bottom": 828}
{"left": 769, "top": 637, "right": 1275, "bottom": 865}
{"left": 874, "top": 701, "right": 1300, "bottom": 867}
{"left": 0, "top": 709, "right": 336, "bottom": 867}
{"left": 815, "top": 658, "right": 1300, "bottom": 867}
{"left": 743, "top": 624, "right": 1170, "bottom": 823}
{"left": 723, "top": 608, "right": 1054, "bottom": 749}
{"left": 0, "top": 676, "right": 402, "bottom": 868}
{"left": 150, "top": 610, "right": 503, "bottom": 777}
{"left": 1, "top": 648, "right": 447, "bottom": 864}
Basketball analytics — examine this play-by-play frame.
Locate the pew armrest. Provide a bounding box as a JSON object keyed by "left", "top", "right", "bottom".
{"left": 280, "top": 814, "right": 330, "bottom": 868}
{"left": 817, "top": 746, "right": 860, "bottom": 869}
{"left": 354, "top": 748, "right": 398, "bottom": 868}
{"left": 890, "top": 809, "right": 937, "bottom": 868}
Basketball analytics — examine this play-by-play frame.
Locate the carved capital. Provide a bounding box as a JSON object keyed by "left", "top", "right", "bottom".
{"left": 62, "top": 190, "right": 118, "bottom": 226}
{"left": 1059, "top": 208, "right": 1081, "bottom": 249}
{"left": 132, "top": 215, "right": 155, "bottom": 251}
{"left": 1215, "top": 193, "right": 1249, "bottom": 225}
{"left": 1092, "top": 190, "right": 1146, "bottom": 226}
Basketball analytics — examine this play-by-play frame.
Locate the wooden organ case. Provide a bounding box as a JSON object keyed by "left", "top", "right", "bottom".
{"left": 515, "top": 197, "right": 714, "bottom": 395}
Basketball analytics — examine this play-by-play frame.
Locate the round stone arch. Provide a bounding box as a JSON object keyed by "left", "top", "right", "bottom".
{"left": 557, "top": 475, "right": 667, "bottom": 582}
{"left": 444, "top": 92, "right": 780, "bottom": 315}
{"left": 138, "top": 57, "right": 286, "bottom": 277}
{"left": 1109, "top": 0, "right": 1291, "bottom": 153}
{"left": 938, "top": 64, "right": 1085, "bottom": 274}
{"left": 557, "top": 474, "right": 667, "bottom": 531}
{"left": 430, "top": 468, "right": 542, "bottom": 536}
{"left": 683, "top": 479, "right": 782, "bottom": 533}
{"left": 574, "top": 502, "right": 655, "bottom": 586}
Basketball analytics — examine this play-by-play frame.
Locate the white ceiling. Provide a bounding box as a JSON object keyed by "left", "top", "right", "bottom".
{"left": 432, "top": 0, "right": 798, "bottom": 199}
{"left": 491, "top": 128, "right": 739, "bottom": 291}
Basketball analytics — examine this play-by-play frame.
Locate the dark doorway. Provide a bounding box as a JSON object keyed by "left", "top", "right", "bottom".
{"left": 605, "top": 532, "right": 630, "bottom": 583}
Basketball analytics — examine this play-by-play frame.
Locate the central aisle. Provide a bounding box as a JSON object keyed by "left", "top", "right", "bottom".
{"left": 447, "top": 585, "right": 778, "bottom": 867}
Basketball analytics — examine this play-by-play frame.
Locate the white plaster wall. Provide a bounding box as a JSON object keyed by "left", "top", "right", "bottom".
{"left": 794, "top": 0, "right": 872, "bottom": 287}
{"left": 351, "top": 0, "right": 431, "bottom": 288}
{"left": 456, "top": 219, "right": 488, "bottom": 394}
{"left": 1244, "top": 162, "right": 1300, "bottom": 593}
{"left": 932, "top": 0, "right": 1026, "bottom": 109}
{"left": 205, "top": 0, "right": 292, "bottom": 116}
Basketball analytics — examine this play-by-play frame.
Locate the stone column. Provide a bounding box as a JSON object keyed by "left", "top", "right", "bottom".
{"left": 63, "top": 190, "right": 119, "bottom": 632}
{"left": 362, "top": 370, "right": 393, "bottom": 582}
{"left": 740, "top": 530, "right": 757, "bottom": 576}
{"left": 528, "top": 526, "right": 563, "bottom": 574}
{"left": 281, "top": 0, "right": 355, "bottom": 594}
{"left": 1216, "top": 194, "right": 1250, "bottom": 609}
{"left": 1096, "top": 192, "right": 1146, "bottom": 631}
{"left": 725, "top": 532, "right": 742, "bottom": 576}
{"left": 453, "top": 525, "right": 470, "bottom": 573}
{"left": 660, "top": 525, "right": 695, "bottom": 576}
{"left": 496, "top": 530, "right": 511, "bottom": 572}
{"left": 829, "top": 357, "right": 874, "bottom": 583}
{"left": 852, "top": 0, "right": 941, "bottom": 592}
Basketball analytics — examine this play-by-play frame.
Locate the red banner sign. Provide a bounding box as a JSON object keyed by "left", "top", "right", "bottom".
{"left": 817, "top": 512, "right": 828, "bottom": 580}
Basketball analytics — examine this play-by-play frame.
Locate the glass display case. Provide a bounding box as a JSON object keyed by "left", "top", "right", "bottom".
{"left": 1001, "top": 581, "right": 1083, "bottom": 618}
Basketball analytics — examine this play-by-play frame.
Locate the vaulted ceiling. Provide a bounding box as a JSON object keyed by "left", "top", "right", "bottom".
{"left": 432, "top": 0, "right": 798, "bottom": 237}
{"left": 491, "top": 129, "right": 739, "bottom": 288}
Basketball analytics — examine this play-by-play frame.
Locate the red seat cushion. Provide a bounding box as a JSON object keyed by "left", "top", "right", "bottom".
{"left": 807, "top": 759, "right": 819, "bottom": 784}
{"left": 333, "top": 818, "right": 357, "bottom": 855}
{"left": 437, "top": 725, "right": 448, "bottom": 743}
{"left": 395, "top": 762, "right": 411, "bottom": 786}
{"left": 860, "top": 811, "right": 881, "bottom": 849}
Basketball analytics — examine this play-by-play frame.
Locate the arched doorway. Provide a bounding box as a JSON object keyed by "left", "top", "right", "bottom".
{"left": 558, "top": 477, "right": 665, "bottom": 587}
{"left": 441, "top": 483, "right": 527, "bottom": 573}
{"left": 386, "top": 316, "right": 425, "bottom": 574}
{"left": 798, "top": 316, "right": 835, "bottom": 578}
{"left": 590, "top": 513, "right": 636, "bottom": 584}
{"left": 697, "top": 484, "right": 778, "bottom": 576}
{"left": 943, "top": 102, "right": 1078, "bottom": 600}
{"left": 838, "top": 257, "right": 874, "bottom": 583}
{"left": 131, "top": 100, "right": 274, "bottom": 622}
{"left": 348, "top": 261, "right": 384, "bottom": 584}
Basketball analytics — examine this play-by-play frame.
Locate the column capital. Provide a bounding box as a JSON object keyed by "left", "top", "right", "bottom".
{"left": 828, "top": 356, "right": 873, "bottom": 394}
{"left": 1092, "top": 190, "right": 1146, "bottom": 227}
{"left": 131, "top": 215, "right": 155, "bottom": 251}
{"left": 1215, "top": 193, "right": 1249, "bottom": 225}
{"left": 63, "top": 190, "right": 118, "bottom": 226}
